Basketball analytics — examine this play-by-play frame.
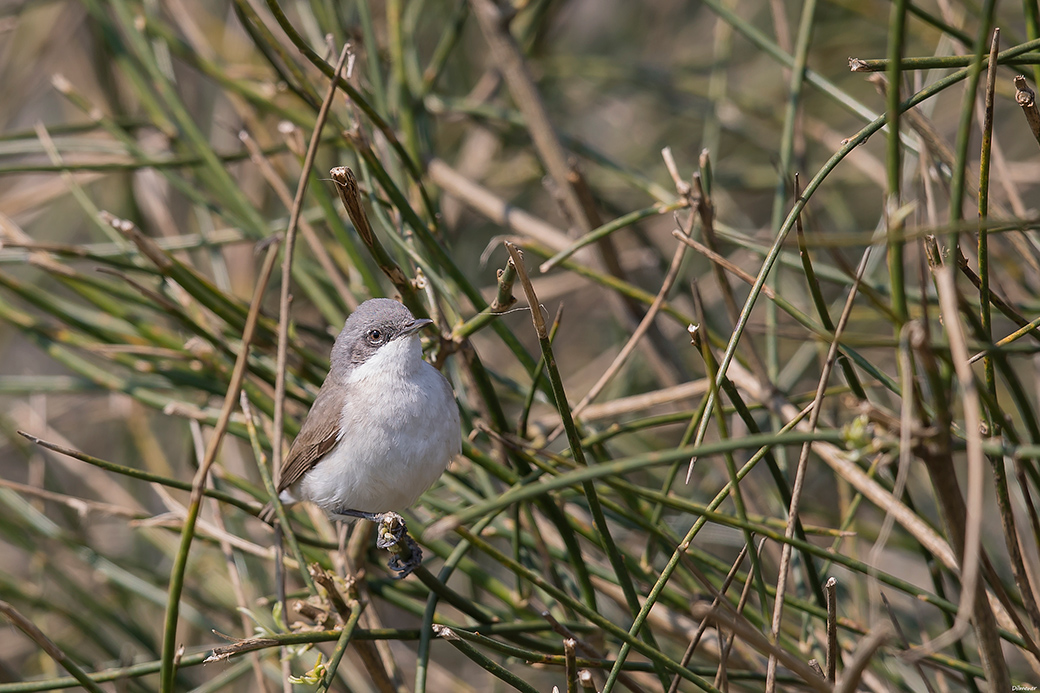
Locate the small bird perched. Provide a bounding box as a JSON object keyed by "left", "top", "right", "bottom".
{"left": 262, "top": 298, "right": 460, "bottom": 574}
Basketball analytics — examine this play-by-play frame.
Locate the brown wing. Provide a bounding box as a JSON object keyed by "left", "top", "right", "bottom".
{"left": 275, "top": 383, "right": 343, "bottom": 492}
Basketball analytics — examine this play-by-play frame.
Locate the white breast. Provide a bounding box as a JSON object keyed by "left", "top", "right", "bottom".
{"left": 296, "top": 336, "right": 461, "bottom": 514}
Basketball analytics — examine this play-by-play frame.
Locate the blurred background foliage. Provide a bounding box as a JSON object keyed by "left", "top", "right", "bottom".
{"left": 1, "top": 0, "right": 1039, "bottom": 691}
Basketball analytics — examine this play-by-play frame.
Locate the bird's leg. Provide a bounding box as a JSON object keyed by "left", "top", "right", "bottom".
{"left": 331, "top": 508, "right": 384, "bottom": 523}
{"left": 332, "top": 509, "right": 423, "bottom": 578}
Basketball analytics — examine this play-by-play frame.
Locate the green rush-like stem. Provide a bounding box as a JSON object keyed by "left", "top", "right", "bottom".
{"left": 432, "top": 626, "right": 542, "bottom": 693}
{"left": 316, "top": 600, "right": 365, "bottom": 692}
{"left": 979, "top": 29, "right": 1000, "bottom": 428}
{"left": 700, "top": 0, "right": 912, "bottom": 138}
{"left": 435, "top": 429, "right": 845, "bottom": 531}
{"left": 0, "top": 622, "right": 608, "bottom": 693}
{"left": 974, "top": 312, "right": 1040, "bottom": 362}
{"left": 0, "top": 651, "right": 212, "bottom": 693}
{"left": 691, "top": 290, "right": 770, "bottom": 619}
{"left": 262, "top": 0, "right": 429, "bottom": 188}
{"left": 414, "top": 512, "right": 502, "bottom": 693}
{"left": 685, "top": 33, "right": 1040, "bottom": 475}
{"left": 437, "top": 442, "right": 601, "bottom": 625}
{"left": 372, "top": 538, "right": 519, "bottom": 618}
{"left": 156, "top": 240, "right": 283, "bottom": 693}
{"left": 794, "top": 181, "right": 867, "bottom": 400}
{"left": 641, "top": 389, "right": 711, "bottom": 570}
{"left": 1026, "top": 0, "right": 1040, "bottom": 86}
{"left": 102, "top": 0, "right": 271, "bottom": 238}
{"left": 159, "top": 43, "right": 349, "bottom": 691}
{"left": 140, "top": 14, "right": 313, "bottom": 126}
{"left": 0, "top": 270, "right": 136, "bottom": 347}
{"left": 239, "top": 393, "right": 314, "bottom": 592}
{"left": 765, "top": 0, "right": 819, "bottom": 454}
{"left": 765, "top": 245, "right": 870, "bottom": 692}
{"left": 497, "top": 443, "right": 832, "bottom": 604}
{"left": 0, "top": 601, "right": 107, "bottom": 693}
{"left": 387, "top": 0, "right": 421, "bottom": 165}
{"left": 518, "top": 305, "right": 562, "bottom": 439}
{"left": 714, "top": 371, "right": 827, "bottom": 609}
{"left": 354, "top": 0, "right": 387, "bottom": 112}
{"left": 538, "top": 201, "right": 683, "bottom": 271}
{"left": 849, "top": 54, "right": 1040, "bottom": 72}
{"left": 948, "top": 1, "right": 998, "bottom": 242}
{"left": 420, "top": 0, "right": 470, "bottom": 96}
{"left": 411, "top": 565, "right": 500, "bottom": 624}
{"left": 17, "top": 431, "right": 258, "bottom": 515}
{"left": 534, "top": 234, "right": 904, "bottom": 397}
{"left": 886, "top": 0, "right": 908, "bottom": 326}
{"left": 601, "top": 477, "right": 1029, "bottom": 652}
{"left": 505, "top": 242, "right": 672, "bottom": 680}
{"left": 231, "top": 0, "right": 321, "bottom": 109}
{"left": 440, "top": 626, "right": 682, "bottom": 673}
{"left": 454, "top": 528, "right": 722, "bottom": 692}
{"left": 603, "top": 406, "right": 820, "bottom": 689}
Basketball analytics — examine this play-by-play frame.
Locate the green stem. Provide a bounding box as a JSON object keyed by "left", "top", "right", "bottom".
{"left": 886, "top": 0, "right": 908, "bottom": 325}
{"left": 316, "top": 601, "right": 365, "bottom": 692}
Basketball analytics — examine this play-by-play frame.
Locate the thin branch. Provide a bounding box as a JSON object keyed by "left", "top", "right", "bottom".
{"left": 468, "top": 0, "right": 591, "bottom": 234}
{"left": 1014, "top": 75, "right": 1040, "bottom": 149}
{"left": 0, "top": 600, "right": 107, "bottom": 693}
{"left": 826, "top": 577, "right": 838, "bottom": 684}
{"left": 563, "top": 217, "right": 691, "bottom": 424}
{"left": 833, "top": 625, "right": 892, "bottom": 693}
{"left": 766, "top": 246, "right": 871, "bottom": 691}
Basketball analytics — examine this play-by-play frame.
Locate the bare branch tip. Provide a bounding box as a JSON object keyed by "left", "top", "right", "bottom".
{"left": 848, "top": 57, "right": 869, "bottom": 72}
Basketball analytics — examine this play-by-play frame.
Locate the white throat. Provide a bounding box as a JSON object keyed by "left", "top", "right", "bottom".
{"left": 348, "top": 334, "right": 423, "bottom": 386}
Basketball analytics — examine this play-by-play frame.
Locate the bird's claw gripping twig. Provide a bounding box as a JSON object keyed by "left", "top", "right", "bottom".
{"left": 385, "top": 532, "right": 423, "bottom": 578}
{"left": 332, "top": 510, "right": 423, "bottom": 578}
{"left": 375, "top": 512, "right": 406, "bottom": 549}
{"left": 376, "top": 512, "right": 422, "bottom": 578}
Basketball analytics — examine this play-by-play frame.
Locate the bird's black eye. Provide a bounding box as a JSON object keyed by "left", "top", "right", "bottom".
{"left": 366, "top": 328, "right": 385, "bottom": 345}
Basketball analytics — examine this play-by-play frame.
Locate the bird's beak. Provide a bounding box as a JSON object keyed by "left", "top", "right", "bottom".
{"left": 400, "top": 317, "right": 434, "bottom": 337}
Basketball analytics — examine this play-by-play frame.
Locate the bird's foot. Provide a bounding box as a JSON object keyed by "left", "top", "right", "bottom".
{"left": 374, "top": 511, "right": 406, "bottom": 549}
{"left": 376, "top": 512, "right": 422, "bottom": 578}
{"left": 332, "top": 510, "right": 422, "bottom": 578}
{"left": 386, "top": 533, "right": 423, "bottom": 578}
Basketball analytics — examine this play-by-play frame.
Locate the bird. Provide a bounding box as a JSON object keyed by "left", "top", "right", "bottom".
{"left": 261, "top": 299, "right": 460, "bottom": 571}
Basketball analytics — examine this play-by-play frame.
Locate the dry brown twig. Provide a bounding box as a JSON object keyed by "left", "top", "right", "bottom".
{"left": 833, "top": 625, "right": 892, "bottom": 693}
{"left": 427, "top": 158, "right": 573, "bottom": 252}
{"left": 711, "top": 540, "right": 763, "bottom": 692}
{"left": 765, "top": 245, "right": 872, "bottom": 692}
{"left": 1014, "top": 75, "right": 1040, "bottom": 148}
{"left": 826, "top": 577, "right": 839, "bottom": 684}
{"left": 558, "top": 213, "right": 692, "bottom": 430}
{"left": 271, "top": 44, "right": 355, "bottom": 496}
{"left": 880, "top": 592, "right": 939, "bottom": 693}
{"left": 468, "top": 0, "right": 591, "bottom": 235}
{"left": 0, "top": 600, "right": 107, "bottom": 693}
{"left": 916, "top": 266, "right": 1010, "bottom": 689}
{"left": 238, "top": 129, "right": 356, "bottom": 312}
{"left": 330, "top": 165, "right": 419, "bottom": 305}
{"left": 690, "top": 602, "right": 832, "bottom": 693}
